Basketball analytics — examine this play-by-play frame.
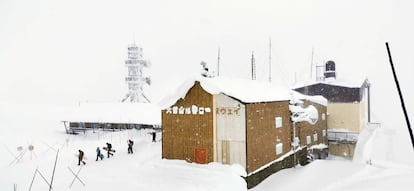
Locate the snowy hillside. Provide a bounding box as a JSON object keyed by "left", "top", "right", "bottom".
{"left": 2, "top": 103, "right": 414, "bottom": 190}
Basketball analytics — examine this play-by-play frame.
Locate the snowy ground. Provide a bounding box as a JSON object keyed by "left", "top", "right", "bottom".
{"left": 252, "top": 158, "right": 414, "bottom": 191}
{"left": 1, "top": 103, "right": 414, "bottom": 191}
{"left": 0, "top": 103, "right": 245, "bottom": 191}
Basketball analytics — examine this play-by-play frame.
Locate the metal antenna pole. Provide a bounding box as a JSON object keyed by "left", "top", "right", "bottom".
{"left": 386, "top": 42, "right": 414, "bottom": 150}
{"left": 251, "top": 51, "right": 256, "bottom": 80}
{"left": 269, "top": 37, "right": 272, "bottom": 83}
{"left": 217, "top": 47, "right": 220, "bottom": 77}
{"left": 310, "top": 46, "right": 314, "bottom": 79}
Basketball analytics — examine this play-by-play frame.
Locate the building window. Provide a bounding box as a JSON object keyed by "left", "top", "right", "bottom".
{"left": 322, "top": 113, "right": 326, "bottom": 121}
{"left": 275, "top": 117, "right": 283, "bottom": 128}
{"left": 314, "top": 133, "right": 318, "bottom": 142}
{"left": 323, "top": 130, "right": 326, "bottom": 137}
{"left": 276, "top": 143, "right": 283, "bottom": 155}
{"left": 306, "top": 136, "right": 311, "bottom": 144}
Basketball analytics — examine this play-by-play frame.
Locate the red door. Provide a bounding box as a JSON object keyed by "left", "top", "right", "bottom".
{"left": 194, "top": 148, "right": 207, "bottom": 164}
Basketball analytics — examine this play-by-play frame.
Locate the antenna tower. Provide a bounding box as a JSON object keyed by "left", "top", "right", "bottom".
{"left": 122, "top": 43, "right": 151, "bottom": 103}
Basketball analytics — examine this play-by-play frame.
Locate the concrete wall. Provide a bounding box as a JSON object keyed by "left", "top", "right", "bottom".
{"left": 245, "top": 147, "right": 308, "bottom": 189}
{"left": 329, "top": 142, "right": 356, "bottom": 158}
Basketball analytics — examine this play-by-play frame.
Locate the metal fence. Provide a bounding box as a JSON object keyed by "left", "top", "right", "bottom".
{"left": 327, "top": 131, "right": 359, "bottom": 143}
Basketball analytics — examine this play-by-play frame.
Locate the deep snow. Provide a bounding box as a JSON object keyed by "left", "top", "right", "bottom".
{"left": 1, "top": 103, "right": 414, "bottom": 191}
{"left": 158, "top": 76, "right": 327, "bottom": 110}
{"left": 0, "top": 103, "right": 246, "bottom": 190}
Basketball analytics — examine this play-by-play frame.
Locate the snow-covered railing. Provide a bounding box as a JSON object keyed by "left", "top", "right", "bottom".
{"left": 327, "top": 131, "right": 359, "bottom": 143}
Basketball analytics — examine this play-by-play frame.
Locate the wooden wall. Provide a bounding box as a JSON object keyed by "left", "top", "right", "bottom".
{"left": 245, "top": 101, "right": 292, "bottom": 174}
{"left": 161, "top": 81, "right": 328, "bottom": 175}
{"left": 162, "top": 82, "right": 215, "bottom": 164}
{"left": 296, "top": 100, "right": 328, "bottom": 148}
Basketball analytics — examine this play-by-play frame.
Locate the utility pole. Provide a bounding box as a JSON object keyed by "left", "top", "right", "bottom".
{"left": 386, "top": 42, "right": 414, "bottom": 150}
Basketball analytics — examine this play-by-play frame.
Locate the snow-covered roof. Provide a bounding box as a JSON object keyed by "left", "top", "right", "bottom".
{"left": 292, "top": 77, "right": 369, "bottom": 89}
{"left": 63, "top": 102, "right": 161, "bottom": 125}
{"left": 159, "top": 76, "right": 327, "bottom": 109}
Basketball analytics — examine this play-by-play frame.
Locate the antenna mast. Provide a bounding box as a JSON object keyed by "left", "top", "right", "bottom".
{"left": 217, "top": 47, "right": 220, "bottom": 77}
{"left": 310, "top": 46, "right": 314, "bottom": 79}
{"left": 251, "top": 51, "right": 256, "bottom": 80}
{"left": 269, "top": 37, "right": 272, "bottom": 83}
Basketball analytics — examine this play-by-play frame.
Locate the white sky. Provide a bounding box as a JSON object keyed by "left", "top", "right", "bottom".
{"left": 1, "top": 0, "right": 414, "bottom": 129}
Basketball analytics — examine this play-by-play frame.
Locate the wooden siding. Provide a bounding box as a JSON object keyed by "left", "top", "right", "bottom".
{"left": 162, "top": 82, "right": 215, "bottom": 163}
{"left": 245, "top": 101, "right": 292, "bottom": 174}
{"left": 216, "top": 94, "right": 246, "bottom": 169}
{"left": 296, "top": 100, "right": 328, "bottom": 148}
{"left": 294, "top": 83, "right": 362, "bottom": 103}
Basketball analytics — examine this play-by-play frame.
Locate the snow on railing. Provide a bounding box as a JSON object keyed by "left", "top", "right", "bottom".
{"left": 327, "top": 131, "right": 359, "bottom": 143}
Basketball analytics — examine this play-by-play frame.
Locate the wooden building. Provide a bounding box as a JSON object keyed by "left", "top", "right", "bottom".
{"left": 161, "top": 77, "right": 327, "bottom": 187}
{"left": 294, "top": 61, "right": 371, "bottom": 158}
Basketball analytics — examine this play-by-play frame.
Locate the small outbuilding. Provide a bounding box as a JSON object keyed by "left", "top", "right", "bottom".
{"left": 62, "top": 102, "right": 161, "bottom": 134}
{"left": 160, "top": 76, "right": 327, "bottom": 188}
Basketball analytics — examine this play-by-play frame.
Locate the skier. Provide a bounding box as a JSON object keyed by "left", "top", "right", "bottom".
{"left": 96, "top": 147, "right": 103, "bottom": 161}
{"left": 127, "top": 139, "right": 134, "bottom": 154}
{"left": 78, "top": 149, "right": 86, "bottom": 165}
{"left": 105, "top": 142, "right": 114, "bottom": 158}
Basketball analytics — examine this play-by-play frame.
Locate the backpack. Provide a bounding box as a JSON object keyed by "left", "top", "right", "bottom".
{"left": 130, "top": 140, "right": 134, "bottom": 146}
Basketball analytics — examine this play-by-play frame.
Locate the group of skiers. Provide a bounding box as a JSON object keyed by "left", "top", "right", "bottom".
{"left": 77, "top": 140, "right": 134, "bottom": 165}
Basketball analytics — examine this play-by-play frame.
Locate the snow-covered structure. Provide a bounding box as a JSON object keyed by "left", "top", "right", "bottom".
{"left": 122, "top": 43, "right": 151, "bottom": 103}
{"left": 62, "top": 103, "right": 161, "bottom": 133}
{"left": 160, "top": 76, "right": 327, "bottom": 188}
{"left": 293, "top": 61, "right": 371, "bottom": 158}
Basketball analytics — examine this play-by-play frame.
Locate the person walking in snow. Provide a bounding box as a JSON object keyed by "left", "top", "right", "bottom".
{"left": 127, "top": 139, "right": 134, "bottom": 154}
{"left": 150, "top": 131, "right": 156, "bottom": 142}
{"left": 78, "top": 149, "right": 86, "bottom": 165}
{"left": 96, "top": 147, "right": 103, "bottom": 161}
{"left": 105, "top": 142, "right": 114, "bottom": 158}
